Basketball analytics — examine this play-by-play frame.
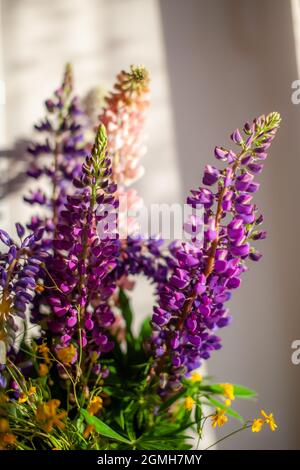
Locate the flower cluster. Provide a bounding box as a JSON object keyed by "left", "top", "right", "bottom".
{"left": 151, "top": 112, "right": 281, "bottom": 387}
{"left": 252, "top": 410, "right": 277, "bottom": 432}
{"left": 25, "top": 64, "right": 88, "bottom": 240}
{"left": 0, "top": 225, "right": 45, "bottom": 359}
{"left": 44, "top": 125, "right": 119, "bottom": 368}
{"left": 0, "top": 65, "right": 280, "bottom": 450}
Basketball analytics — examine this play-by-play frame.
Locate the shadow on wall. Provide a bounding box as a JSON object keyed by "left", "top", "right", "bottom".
{"left": 0, "top": 140, "right": 29, "bottom": 209}
{"left": 159, "top": 0, "right": 300, "bottom": 450}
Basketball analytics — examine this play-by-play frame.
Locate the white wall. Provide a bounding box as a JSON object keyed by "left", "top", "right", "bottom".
{"left": 160, "top": 0, "right": 300, "bottom": 449}
{"left": 1, "top": 0, "right": 299, "bottom": 449}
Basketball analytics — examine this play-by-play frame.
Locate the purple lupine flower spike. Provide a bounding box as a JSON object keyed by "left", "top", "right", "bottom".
{"left": 25, "top": 64, "right": 89, "bottom": 245}
{"left": 151, "top": 112, "right": 281, "bottom": 389}
{"left": 0, "top": 228, "right": 45, "bottom": 354}
{"left": 40, "top": 124, "right": 119, "bottom": 374}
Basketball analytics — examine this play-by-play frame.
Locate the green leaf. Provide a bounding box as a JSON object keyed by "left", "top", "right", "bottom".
{"left": 80, "top": 409, "right": 131, "bottom": 444}
{"left": 139, "top": 316, "right": 152, "bottom": 340}
{"left": 115, "top": 410, "right": 125, "bottom": 430}
{"left": 126, "top": 419, "right": 136, "bottom": 442}
{"left": 76, "top": 416, "right": 85, "bottom": 434}
{"left": 200, "top": 383, "right": 257, "bottom": 400}
{"left": 137, "top": 436, "right": 193, "bottom": 450}
{"left": 206, "top": 397, "right": 244, "bottom": 423}
{"left": 118, "top": 289, "right": 136, "bottom": 353}
{"left": 232, "top": 384, "right": 257, "bottom": 399}
{"left": 119, "top": 288, "right": 133, "bottom": 331}
{"left": 195, "top": 403, "right": 202, "bottom": 433}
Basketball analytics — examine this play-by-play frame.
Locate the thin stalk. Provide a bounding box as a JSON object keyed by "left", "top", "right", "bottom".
{"left": 205, "top": 423, "right": 251, "bottom": 450}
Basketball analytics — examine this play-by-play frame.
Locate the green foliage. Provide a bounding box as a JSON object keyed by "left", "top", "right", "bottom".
{"left": 81, "top": 410, "right": 131, "bottom": 444}
{"left": 0, "top": 289, "right": 258, "bottom": 450}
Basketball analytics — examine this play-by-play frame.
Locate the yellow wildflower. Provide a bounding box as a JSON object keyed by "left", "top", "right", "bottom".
{"left": 18, "top": 385, "right": 37, "bottom": 404}
{"left": 0, "top": 418, "right": 9, "bottom": 433}
{"left": 38, "top": 363, "right": 49, "bottom": 377}
{"left": 224, "top": 398, "right": 231, "bottom": 407}
{"left": 35, "top": 399, "right": 66, "bottom": 433}
{"left": 0, "top": 393, "right": 9, "bottom": 404}
{"left": 0, "top": 418, "right": 16, "bottom": 450}
{"left": 18, "top": 392, "right": 28, "bottom": 404}
{"left": 190, "top": 371, "right": 203, "bottom": 383}
{"left": 251, "top": 410, "right": 277, "bottom": 433}
{"left": 220, "top": 383, "right": 235, "bottom": 401}
{"left": 87, "top": 396, "right": 103, "bottom": 416}
{"left": 38, "top": 343, "right": 50, "bottom": 355}
{"left": 2, "top": 433, "right": 16, "bottom": 444}
{"left": 184, "top": 396, "right": 195, "bottom": 411}
{"left": 83, "top": 424, "right": 95, "bottom": 439}
{"left": 252, "top": 418, "right": 264, "bottom": 433}
{"left": 261, "top": 410, "right": 277, "bottom": 432}
{"left": 38, "top": 343, "right": 51, "bottom": 364}
{"left": 28, "top": 386, "right": 36, "bottom": 396}
{"left": 56, "top": 344, "right": 77, "bottom": 365}
{"left": 211, "top": 408, "right": 228, "bottom": 428}
{"left": 35, "top": 284, "right": 45, "bottom": 294}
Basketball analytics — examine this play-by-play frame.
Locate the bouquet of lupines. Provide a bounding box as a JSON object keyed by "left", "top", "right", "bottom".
{"left": 0, "top": 65, "right": 279, "bottom": 450}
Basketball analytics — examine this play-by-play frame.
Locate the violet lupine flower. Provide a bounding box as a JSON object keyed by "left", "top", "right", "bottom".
{"left": 25, "top": 64, "right": 88, "bottom": 235}
{"left": 117, "top": 237, "right": 168, "bottom": 287}
{"left": 0, "top": 225, "right": 45, "bottom": 357}
{"left": 41, "top": 124, "right": 119, "bottom": 369}
{"left": 151, "top": 112, "right": 281, "bottom": 388}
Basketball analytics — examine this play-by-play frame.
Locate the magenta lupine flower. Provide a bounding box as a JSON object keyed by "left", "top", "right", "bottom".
{"left": 117, "top": 236, "right": 168, "bottom": 287}
{"left": 41, "top": 125, "right": 119, "bottom": 367}
{"left": 151, "top": 112, "right": 281, "bottom": 388}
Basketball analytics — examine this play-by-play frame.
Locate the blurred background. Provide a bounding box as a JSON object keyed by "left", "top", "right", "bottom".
{"left": 1, "top": 0, "right": 300, "bottom": 449}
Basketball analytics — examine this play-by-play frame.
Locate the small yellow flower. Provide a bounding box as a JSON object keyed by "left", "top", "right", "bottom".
{"left": 38, "top": 363, "right": 49, "bottom": 377}
{"left": 190, "top": 371, "right": 203, "bottom": 383}
{"left": 28, "top": 386, "right": 36, "bottom": 396}
{"left": 252, "top": 418, "right": 264, "bottom": 433}
{"left": 18, "top": 385, "right": 36, "bottom": 404}
{"left": 0, "top": 393, "right": 9, "bottom": 404}
{"left": 224, "top": 398, "right": 231, "bottom": 407}
{"left": 251, "top": 410, "right": 277, "bottom": 433}
{"left": 35, "top": 284, "right": 45, "bottom": 294}
{"left": 211, "top": 408, "right": 228, "bottom": 428}
{"left": 35, "top": 399, "right": 66, "bottom": 433}
{"left": 38, "top": 343, "right": 50, "bottom": 355}
{"left": 0, "top": 418, "right": 16, "bottom": 450}
{"left": 184, "top": 396, "right": 195, "bottom": 411}
{"left": 2, "top": 433, "right": 16, "bottom": 445}
{"left": 261, "top": 410, "right": 277, "bottom": 432}
{"left": 0, "top": 418, "right": 9, "bottom": 433}
{"left": 220, "top": 383, "right": 235, "bottom": 401}
{"left": 18, "top": 392, "right": 28, "bottom": 404}
{"left": 83, "top": 424, "right": 95, "bottom": 439}
{"left": 38, "top": 343, "right": 51, "bottom": 364}
{"left": 87, "top": 396, "right": 103, "bottom": 416}
{"left": 56, "top": 344, "right": 77, "bottom": 365}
